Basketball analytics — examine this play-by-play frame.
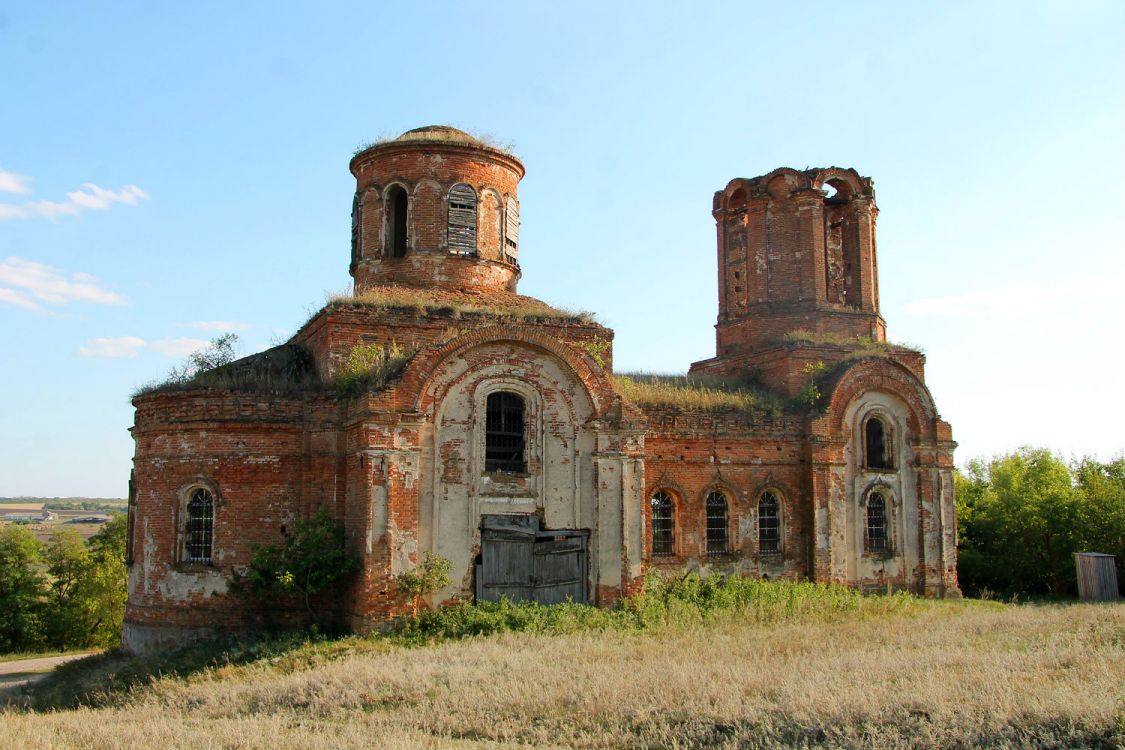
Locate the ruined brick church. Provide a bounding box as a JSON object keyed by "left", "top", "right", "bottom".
{"left": 123, "top": 126, "right": 959, "bottom": 652}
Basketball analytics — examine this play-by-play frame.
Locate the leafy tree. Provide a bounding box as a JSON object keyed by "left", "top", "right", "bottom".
{"left": 0, "top": 524, "right": 47, "bottom": 652}
{"left": 397, "top": 553, "right": 453, "bottom": 617}
{"left": 42, "top": 515, "right": 127, "bottom": 649}
{"left": 245, "top": 507, "right": 359, "bottom": 617}
{"left": 168, "top": 333, "right": 240, "bottom": 383}
{"left": 956, "top": 448, "right": 1125, "bottom": 597}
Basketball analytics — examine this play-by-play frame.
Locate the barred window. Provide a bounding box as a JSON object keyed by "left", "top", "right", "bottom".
{"left": 866, "top": 492, "right": 887, "bottom": 553}
{"left": 185, "top": 488, "right": 214, "bottom": 564}
{"left": 485, "top": 392, "right": 525, "bottom": 473}
{"left": 864, "top": 416, "right": 893, "bottom": 470}
{"left": 758, "top": 491, "right": 780, "bottom": 554}
{"left": 651, "top": 490, "right": 675, "bottom": 557}
{"left": 705, "top": 490, "right": 729, "bottom": 556}
{"left": 448, "top": 183, "right": 478, "bottom": 256}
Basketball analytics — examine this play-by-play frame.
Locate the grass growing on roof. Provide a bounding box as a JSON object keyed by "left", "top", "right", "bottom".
{"left": 776, "top": 329, "right": 924, "bottom": 354}
{"left": 326, "top": 287, "right": 596, "bottom": 324}
{"left": 614, "top": 372, "right": 784, "bottom": 415}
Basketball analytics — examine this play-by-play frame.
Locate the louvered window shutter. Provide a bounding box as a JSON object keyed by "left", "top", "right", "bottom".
{"left": 504, "top": 197, "right": 520, "bottom": 261}
{"left": 448, "top": 184, "right": 478, "bottom": 255}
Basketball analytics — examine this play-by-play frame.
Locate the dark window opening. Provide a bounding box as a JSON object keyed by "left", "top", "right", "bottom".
{"left": 388, "top": 186, "right": 408, "bottom": 258}
{"left": 759, "top": 491, "right": 780, "bottom": 553}
{"left": 705, "top": 491, "right": 729, "bottom": 556}
{"left": 865, "top": 417, "right": 893, "bottom": 470}
{"left": 350, "top": 192, "right": 362, "bottom": 264}
{"left": 485, "top": 392, "right": 525, "bottom": 473}
{"left": 185, "top": 488, "right": 214, "bottom": 563}
{"left": 866, "top": 493, "right": 887, "bottom": 553}
{"left": 651, "top": 490, "right": 675, "bottom": 557}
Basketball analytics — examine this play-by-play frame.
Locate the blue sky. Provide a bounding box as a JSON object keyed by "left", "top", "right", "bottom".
{"left": 1, "top": 1, "right": 1122, "bottom": 497}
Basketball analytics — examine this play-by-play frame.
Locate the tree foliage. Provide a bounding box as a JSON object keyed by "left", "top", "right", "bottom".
{"left": 245, "top": 507, "right": 360, "bottom": 615}
{"left": 0, "top": 524, "right": 48, "bottom": 652}
{"left": 0, "top": 515, "right": 127, "bottom": 653}
{"left": 956, "top": 448, "right": 1125, "bottom": 597}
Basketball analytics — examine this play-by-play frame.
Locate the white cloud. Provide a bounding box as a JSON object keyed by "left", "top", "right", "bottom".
{"left": 148, "top": 337, "right": 211, "bottom": 357}
{"left": 183, "top": 320, "right": 252, "bottom": 332}
{"left": 0, "top": 287, "right": 38, "bottom": 310}
{"left": 78, "top": 335, "right": 211, "bottom": 359}
{"left": 0, "top": 170, "right": 32, "bottom": 195}
{"left": 79, "top": 336, "right": 146, "bottom": 358}
{"left": 0, "top": 256, "right": 126, "bottom": 310}
{"left": 904, "top": 274, "right": 1123, "bottom": 319}
{"left": 0, "top": 182, "right": 148, "bottom": 221}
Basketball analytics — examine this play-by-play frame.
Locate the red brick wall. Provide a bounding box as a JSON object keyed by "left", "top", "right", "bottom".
{"left": 708, "top": 167, "right": 884, "bottom": 358}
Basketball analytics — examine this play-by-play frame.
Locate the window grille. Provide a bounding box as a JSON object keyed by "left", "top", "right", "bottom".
{"left": 185, "top": 488, "right": 214, "bottom": 563}
{"left": 758, "top": 491, "right": 780, "bottom": 553}
{"left": 705, "top": 490, "right": 729, "bottom": 556}
{"left": 448, "top": 184, "right": 477, "bottom": 255}
{"left": 651, "top": 490, "right": 675, "bottom": 557}
{"left": 865, "top": 417, "right": 893, "bottom": 470}
{"left": 866, "top": 493, "right": 887, "bottom": 553}
{"left": 485, "top": 392, "right": 525, "bottom": 473}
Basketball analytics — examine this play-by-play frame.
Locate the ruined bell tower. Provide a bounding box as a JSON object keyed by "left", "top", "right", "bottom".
{"left": 706, "top": 167, "right": 885, "bottom": 360}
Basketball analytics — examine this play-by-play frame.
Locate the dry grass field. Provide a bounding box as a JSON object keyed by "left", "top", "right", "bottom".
{"left": 1, "top": 600, "right": 1122, "bottom": 749}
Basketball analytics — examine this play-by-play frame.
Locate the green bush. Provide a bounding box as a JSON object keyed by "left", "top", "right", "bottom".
{"left": 333, "top": 341, "right": 415, "bottom": 397}
{"left": 244, "top": 507, "right": 360, "bottom": 616}
{"left": 396, "top": 552, "right": 453, "bottom": 616}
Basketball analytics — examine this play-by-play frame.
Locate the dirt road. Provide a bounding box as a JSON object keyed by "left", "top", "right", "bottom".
{"left": 0, "top": 652, "right": 96, "bottom": 689}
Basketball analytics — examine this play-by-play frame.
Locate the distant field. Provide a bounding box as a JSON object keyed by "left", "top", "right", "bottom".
{"left": 2, "top": 600, "right": 1122, "bottom": 749}
{"left": 0, "top": 507, "right": 120, "bottom": 542}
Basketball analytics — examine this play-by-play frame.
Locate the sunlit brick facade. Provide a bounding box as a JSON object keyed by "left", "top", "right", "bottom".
{"left": 124, "top": 127, "right": 958, "bottom": 654}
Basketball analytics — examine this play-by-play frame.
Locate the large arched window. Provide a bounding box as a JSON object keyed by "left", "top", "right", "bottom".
{"left": 185, "top": 488, "right": 214, "bottom": 564}
{"left": 864, "top": 415, "right": 894, "bottom": 470}
{"left": 705, "top": 490, "right": 729, "bottom": 556}
{"left": 447, "top": 183, "right": 478, "bottom": 256}
{"left": 386, "top": 185, "right": 408, "bottom": 258}
{"left": 650, "top": 490, "right": 675, "bottom": 557}
{"left": 866, "top": 491, "right": 888, "bottom": 553}
{"left": 485, "top": 392, "right": 525, "bottom": 473}
{"left": 758, "top": 491, "right": 780, "bottom": 554}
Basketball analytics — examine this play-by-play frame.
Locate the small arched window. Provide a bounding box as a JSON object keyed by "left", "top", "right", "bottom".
{"left": 864, "top": 416, "right": 893, "bottom": 470}
{"left": 866, "top": 492, "right": 888, "bottom": 554}
{"left": 503, "top": 196, "right": 520, "bottom": 262}
{"left": 185, "top": 488, "right": 214, "bottom": 564}
{"left": 758, "top": 491, "right": 780, "bottom": 554}
{"left": 485, "top": 392, "right": 525, "bottom": 473}
{"left": 651, "top": 490, "right": 675, "bottom": 557}
{"left": 386, "top": 185, "right": 408, "bottom": 258}
{"left": 705, "top": 490, "right": 729, "bottom": 556}
{"left": 350, "top": 192, "right": 363, "bottom": 265}
{"left": 447, "top": 183, "right": 477, "bottom": 256}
